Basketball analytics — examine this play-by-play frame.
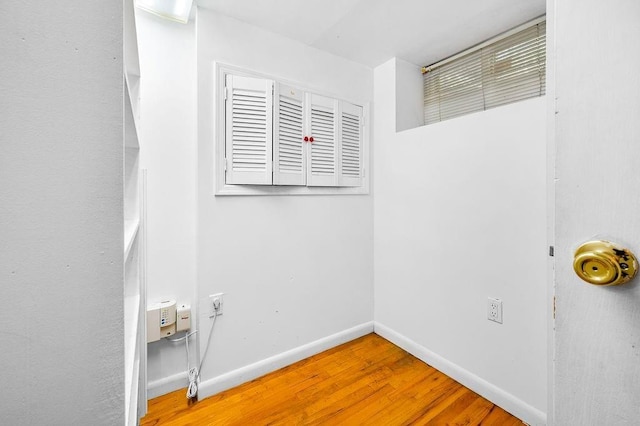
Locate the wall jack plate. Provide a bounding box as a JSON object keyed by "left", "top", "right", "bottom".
{"left": 487, "top": 297, "right": 503, "bottom": 324}
{"left": 209, "top": 293, "right": 224, "bottom": 316}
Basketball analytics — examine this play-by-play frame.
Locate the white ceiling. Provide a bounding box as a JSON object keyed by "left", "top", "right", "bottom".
{"left": 195, "top": 0, "right": 545, "bottom": 68}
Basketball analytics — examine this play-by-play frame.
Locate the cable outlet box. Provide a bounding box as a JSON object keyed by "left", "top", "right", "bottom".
{"left": 147, "top": 299, "right": 177, "bottom": 343}
{"left": 176, "top": 304, "right": 191, "bottom": 332}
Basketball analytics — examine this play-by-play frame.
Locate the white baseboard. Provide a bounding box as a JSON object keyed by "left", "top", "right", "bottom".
{"left": 197, "top": 321, "right": 374, "bottom": 400}
{"left": 147, "top": 371, "right": 189, "bottom": 399}
{"left": 374, "top": 322, "right": 546, "bottom": 426}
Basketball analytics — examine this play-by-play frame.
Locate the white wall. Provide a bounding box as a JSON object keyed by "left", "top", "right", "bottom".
{"left": 552, "top": 0, "right": 640, "bottom": 423}
{"left": 195, "top": 8, "right": 374, "bottom": 396}
{"left": 0, "top": 1, "right": 124, "bottom": 424}
{"left": 373, "top": 58, "right": 547, "bottom": 424}
{"left": 395, "top": 58, "right": 424, "bottom": 132}
{"left": 139, "top": 10, "right": 550, "bottom": 420}
{"left": 135, "top": 10, "right": 199, "bottom": 396}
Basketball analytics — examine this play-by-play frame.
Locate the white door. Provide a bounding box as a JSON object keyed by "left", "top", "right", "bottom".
{"left": 552, "top": 0, "right": 640, "bottom": 424}
{"left": 306, "top": 93, "right": 338, "bottom": 187}
{"left": 224, "top": 74, "right": 274, "bottom": 185}
{"left": 338, "top": 101, "right": 363, "bottom": 187}
{"left": 273, "top": 83, "right": 305, "bottom": 186}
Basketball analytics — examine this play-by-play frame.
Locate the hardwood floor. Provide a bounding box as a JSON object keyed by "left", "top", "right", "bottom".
{"left": 141, "top": 334, "right": 524, "bottom": 425}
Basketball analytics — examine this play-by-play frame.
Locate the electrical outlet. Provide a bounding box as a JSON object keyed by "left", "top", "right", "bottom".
{"left": 487, "top": 297, "right": 502, "bottom": 324}
{"left": 209, "top": 293, "right": 224, "bottom": 316}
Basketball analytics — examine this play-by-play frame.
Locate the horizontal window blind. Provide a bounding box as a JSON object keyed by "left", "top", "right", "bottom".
{"left": 424, "top": 19, "right": 546, "bottom": 125}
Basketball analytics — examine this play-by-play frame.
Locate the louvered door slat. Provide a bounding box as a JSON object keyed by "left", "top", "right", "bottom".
{"left": 225, "top": 74, "right": 273, "bottom": 185}
{"left": 307, "top": 94, "right": 338, "bottom": 187}
{"left": 274, "top": 84, "right": 305, "bottom": 185}
{"left": 338, "top": 102, "right": 363, "bottom": 187}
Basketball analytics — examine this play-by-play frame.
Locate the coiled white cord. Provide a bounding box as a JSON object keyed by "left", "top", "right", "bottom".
{"left": 168, "top": 330, "right": 198, "bottom": 398}
{"left": 186, "top": 366, "right": 198, "bottom": 399}
{"left": 167, "top": 307, "right": 219, "bottom": 400}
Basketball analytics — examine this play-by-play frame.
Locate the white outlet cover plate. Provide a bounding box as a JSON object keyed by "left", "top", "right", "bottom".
{"left": 487, "top": 297, "right": 503, "bottom": 324}
{"left": 209, "top": 293, "right": 224, "bottom": 315}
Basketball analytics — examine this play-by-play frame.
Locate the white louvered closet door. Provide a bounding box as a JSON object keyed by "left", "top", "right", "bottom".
{"left": 225, "top": 74, "right": 273, "bottom": 185}
{"left": 338, "top": 102, "right": 363, "bottom": 187}
{"left": 273, "top": 84, "right": 305, "bottom": 186}
{"left": 306, "top": 93, "right": 338, "bottom": 187}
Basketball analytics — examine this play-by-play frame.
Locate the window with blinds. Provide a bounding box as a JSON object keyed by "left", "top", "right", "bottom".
{"left": 423, "top": 18, "right": 546, "bottom": 125}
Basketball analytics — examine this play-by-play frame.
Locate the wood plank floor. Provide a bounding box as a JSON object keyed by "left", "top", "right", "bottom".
{"left": 141, "top": 333, "right": 524, "bottom": 425}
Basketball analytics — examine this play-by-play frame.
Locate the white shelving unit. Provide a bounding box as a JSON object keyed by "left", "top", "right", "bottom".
{"left": 124, "top": 0, "right": 146, "bottom": 424}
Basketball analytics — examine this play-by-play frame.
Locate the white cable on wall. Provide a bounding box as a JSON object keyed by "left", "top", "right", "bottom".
{"left": 167, "top": 304, "right": 220, "bottom": 399}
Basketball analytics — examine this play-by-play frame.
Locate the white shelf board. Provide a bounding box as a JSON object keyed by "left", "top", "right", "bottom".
{"left": 124, "top": 0, "right": 141, "bottom": 144}
{"left": 125, "top": 358, "right": 140, "bottom": 426}
{"left": 124, "top": 218, "right": 140, "bottom": 259}
{"left": 124, "top": 292, "right": 141, "bottom": 425}
{"left": 124, "top": 293, "right": 141, "bottom": 393}
{"left": 124, "top": 84, "right": 140, "bottom": 149}
{"left": 123, "top": 1, "right": 142, "bottom": 424}
{"left": 124, "top": 0, "right": 140, "bottom": 79}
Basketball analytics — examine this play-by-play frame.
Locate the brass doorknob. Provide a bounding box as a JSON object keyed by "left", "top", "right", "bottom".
{"left": 573, "top": 240, "right": 637, "bottom": 286}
